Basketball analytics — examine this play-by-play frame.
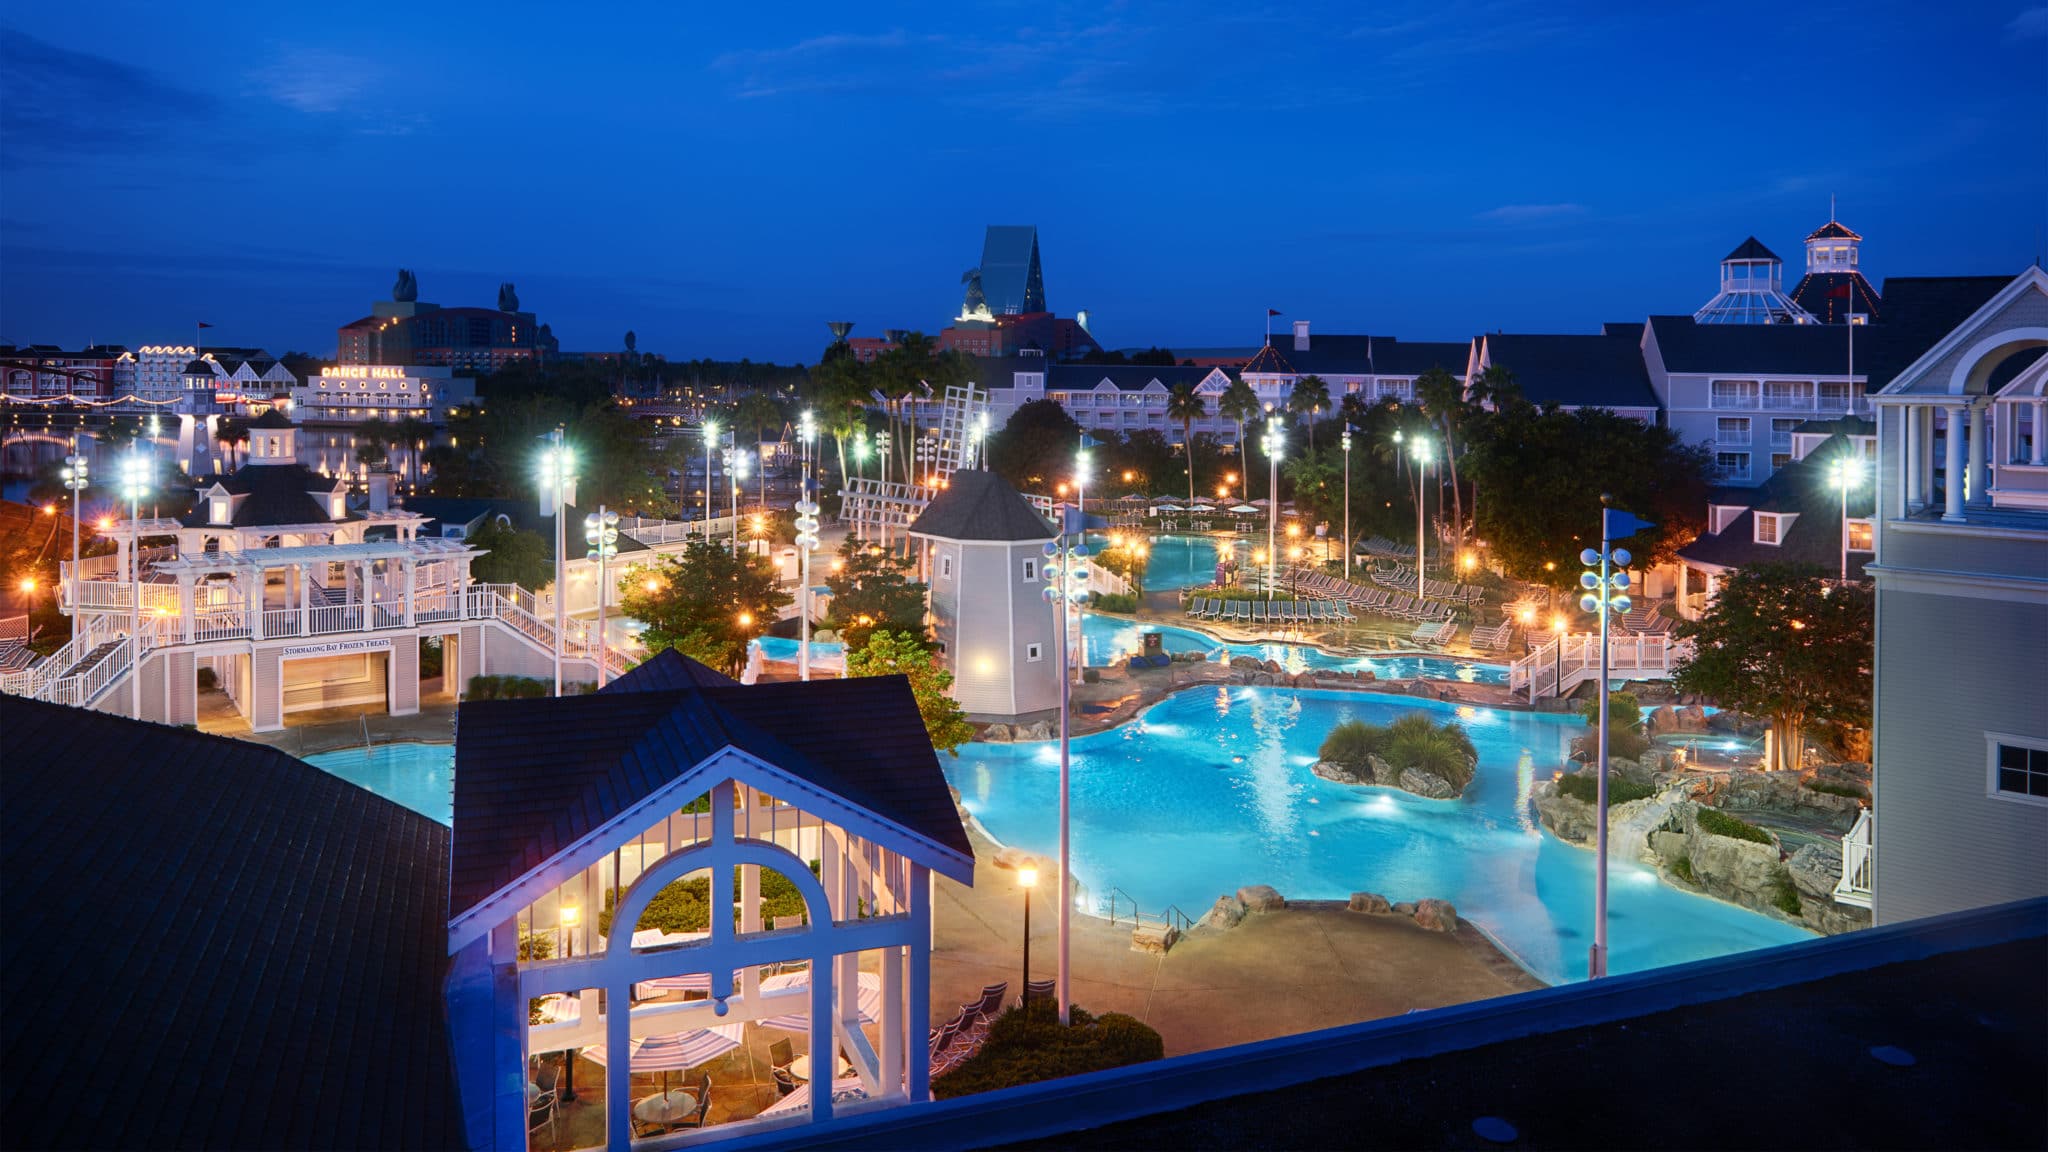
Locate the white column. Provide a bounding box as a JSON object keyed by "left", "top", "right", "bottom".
{"left": 2032, "top": 401, "right": 2047, "bottom": 466}
{"left": 403, "top": 557, "right": 416, "bottom": 627}
{"left": 906, "top": 865, "right": 933, "bottom": 1102}
{"left": 1967, "top": 400, "right": 1990, "bottom": 507}
{"left": 1943, "top": 403, "right": 1966, "bottom": 520}
{"left": 248, "top": 570, "right": 265, "bottom": 640}
{"left": 180, "top": 573, "right": 196, "bottom": 645}
{"left": 1917, "top": 406, "right": 1936, "bottom": 507}
{"left": 1901, "top": 405, "right": 1920, "bottom": 512}
{"left": 298, "top": 563, "right": 311, "bottom": 635}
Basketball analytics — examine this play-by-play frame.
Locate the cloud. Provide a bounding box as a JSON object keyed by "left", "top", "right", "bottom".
{"left": 0, "top": 27, "right": 216, "bottom": 160}
{"left": 251, "top": 53, "right": 380, "bottom": 115}
{"left": 1476, "top": 203, "right": 1587, "bottom": 223}
{"left": 2008, "top": 6, "right": 2048, "bottom": 38}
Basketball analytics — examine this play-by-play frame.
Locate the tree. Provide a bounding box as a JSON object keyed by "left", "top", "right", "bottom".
{"left": 1413, "top": 366, "right": 1474, "bottom": 562}
{"left": 1282, "top": 447, "right": 1340, "bottom": 534}
{"left": 1217, "top": 378, "right": 1261, "bottom": 496}
{"left": 1672, "top": 563, "right": 1872, "bottom": 773}
{"left": 843, "top": 629, "right": 974, "bottom": 755}
{"left": 1166, "top": 383, "right": 1206, "bottom": 508}
{"left": 1578, "top": 690, "right": 1652, "bottom": 763}
{"left": 468, "top": 519, "right": 552, "bottom": 591}
{"left": 987, "top": 399, "right": 1083, "bottom": 493}
{"left": 824, "top": 536, "right": 928, "bottom": 648}
{"left": 619, "top": 540, "right": 791, "bottom": 675}
{"left": 213, "top": 416, "right": 248, "bottom": 471}
{"left": 733, "top": 390, "right": 782, "bottom": 507}
{"left": 1287, "top": 375, "right": 1331, "bottom": 451}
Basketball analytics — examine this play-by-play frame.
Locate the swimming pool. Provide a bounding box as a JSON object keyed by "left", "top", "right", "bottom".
{"left": 304, "top": 742, "right": 455, "bottom": 824}
{"left": 944, "top": 686, "right": 1812, "bottom": 984}
{"left": 1078, "top": 614, "right": 1507, "bottom": 683}
{"left": 1086, "top": 533, "right": 1229, "bottom": 592}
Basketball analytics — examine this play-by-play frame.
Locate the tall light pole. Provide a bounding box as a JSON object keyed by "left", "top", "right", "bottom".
{"left": 1071, "top": 443, "right": 1091, "bottom": 685}
{"left": 1340, "top": 427, "right": 1353, "bottom": 580}
{"left": 796, "top": 410, "right": 820, "bottom": 682}
{"left": 1262, "top": 422, "right": 1283, "bottom": 600}
{"left": 1579, "top": 501, "right": 1651, "bottom": 980}
{"left": 120, "top": 450, "right": 149, "bottom": 719}
{"left": 585, "top": 506, "right": 618, "bottom": 687}
{"left": 973, "top": 411, "right": 991, "bottom": 471}
{"left": 1830, "top": 455, "right": 1866, "bottom": 583}
{"left": 723, "top": 444, "right": 749, "bottom": 554}
{"left": 537, "top": 432, "right": 576, "bottom": 697}
{"left": 61, "top": 447, "right": 87, "bottom": 614}
{"left": 1018, "top": 864, "right": 1038, "bottom": 1008}
{"left": 1410, "top": 436, "right": 1432, "bottom": 603}
{"left": 1041, "top": 509, "right": 1091, "bottom": 1027}
{"left": 701, "top": 419, "right": 719, "bottom": 544}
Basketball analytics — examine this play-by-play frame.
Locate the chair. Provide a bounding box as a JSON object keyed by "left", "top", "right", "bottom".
{"left": 529, "top": 1088, "right": 559, "bottom": 1140}
{"left": 1022, "top": 978, "right": 1056, "bottom": 1006}
{"left": 676, "top": 1074, "right": 713, "bottom": 1129}
{"left": 769, "top": 1037, "right": 795, "bottom": 1073}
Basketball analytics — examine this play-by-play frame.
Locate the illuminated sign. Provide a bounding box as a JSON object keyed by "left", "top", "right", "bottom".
{"left": 321, "top": 365, "right": 405, "bottom": 379}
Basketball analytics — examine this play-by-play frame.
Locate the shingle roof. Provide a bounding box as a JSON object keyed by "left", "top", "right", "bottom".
{"left": 1724, "top": 237, "right": 1781, "bottom": 262}
{"left": 1859, "top": 275, "right": 2016, "bottom": 389}
{"left": 1046, "top": 363, "right": 1216, "bottom": 392}
{"left": 178, "top": 463, "right": 344, "bottom": 528}
{"left": 248, "top": 407, "right": 297, "bottom": 429}
{"left": 907, "top": 469, "right": 1056, "bottom": 542}
{"left": 1240, "top": 335, "right": 1467, "bottom": 379}
{"left": 1647, "top": 315, "right": 1860, "bottom": 376}
{"left": 1679, "top": 435, "right": 1873, "bottom": 575}
{"left": 450, "top": 667, "right": 971, "bottom": 917}
{"left": 607, "top": 646, "right": 739, "bottom": 691}
{"left": 1806, "top": 220, "right": 1862, "bottom": 241}
{"left": 0, "top": 696, "right": 460, "bottom": 1151}
{"left": 1788, "top": 272, "right": 1882, "bottom": 324}
{"left": 182, "top": 358, "right": 214, "bottom": 374}
{"left": 1480, "top": 331, "right": 1659, "bottom": 410}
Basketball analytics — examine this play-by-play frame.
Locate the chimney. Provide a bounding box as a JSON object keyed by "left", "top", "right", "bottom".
{"left": 1293, "top": 320, "right": 1311, "bottom": 351}
{"left": 367, "top": 472, "right": 393, "bottom": 513}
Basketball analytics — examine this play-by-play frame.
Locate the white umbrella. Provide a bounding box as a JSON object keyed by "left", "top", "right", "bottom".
{"left": 756, "top": 970, "right": 883, "bottom": 1032}
{"left": 1153, "top": 503, "right": 1185, "bottom": 512}
{"left": 1230, "top": 504, "right": 1259, "bottom": 515}
{"left": 582, "top": 1024, "right": 746, "bottom": 1072}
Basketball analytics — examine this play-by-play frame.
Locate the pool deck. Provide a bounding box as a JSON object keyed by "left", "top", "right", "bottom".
{"left": 931, "top": 823, "right": 1545, "bottom": 1058}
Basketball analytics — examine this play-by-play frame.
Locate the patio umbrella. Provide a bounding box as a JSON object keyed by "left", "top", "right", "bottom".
{"left": 1230, "top": 504, "right": 1259, "bottom": 515}
{"left": 755, "top": 970, "right": 883, "bottom": 1032}
{"left": 582, "top": 1024, "right": 747, "bottom": 1083}
{"left": 1153, "top": 504, "right": 1184, "bottom": 513}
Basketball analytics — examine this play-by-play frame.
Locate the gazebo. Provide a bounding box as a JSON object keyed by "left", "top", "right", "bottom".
{"left": 444, "top": 650, "right": 975, "bottom": 1148}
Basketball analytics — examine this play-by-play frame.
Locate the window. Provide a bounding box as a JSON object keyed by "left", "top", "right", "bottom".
{"left": 1754, "top": 513, "right": 1781, "bottom": 544}
{"left": 1716, "top": 417, "right": 1751, "bottom": 445}
{"left": 1771, "top": 452, "right": 1792, "bottom": 471}
{"left": 1818, "top": 381, "right": 1851, "bottom": 409}
{"left": 1022, "top": 559, "right": 1038, "bottom": 582}
{"left": 1716, "top": 452, "right": 1749, "bottom": 480}
{"left": 1771, "top": 418, "right": 1802, "bottom": 448}
{"left": 1763, "top": 380, "right": 1813, "bottom": 410}
{"left": 939, "top": 555, "right": 952, "bottom": 579}
{"left": 1026, "top": 643, "right": 1043, "bottom": 662}
{"left": 1710, "top": 380, "right": 1759, "bottom": 408}
{"left": 1988, "top": 736, "right": 2048, "bottom": 804}
{"left": 209, "top": 498, "right": 230, "bottom": 526}
{"left": 1846, "top": 520, "right": 1873, "bottom": 551}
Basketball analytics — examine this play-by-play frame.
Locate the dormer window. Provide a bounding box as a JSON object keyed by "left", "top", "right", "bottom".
{"left": 209, "top": 497, "right": 231, "bottom": 526}
{"left": 1754, "top": 512, "right": 1794, "bottom": 545}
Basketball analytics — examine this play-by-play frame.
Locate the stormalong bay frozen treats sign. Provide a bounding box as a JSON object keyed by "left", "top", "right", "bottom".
{"left": 281, "top": 637, "right": 395, "bottom": 659}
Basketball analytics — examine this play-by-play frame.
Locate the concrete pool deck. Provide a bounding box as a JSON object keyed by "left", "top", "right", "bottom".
{"left": 930, "top": 824, "right": 1545, "bottom": 1058}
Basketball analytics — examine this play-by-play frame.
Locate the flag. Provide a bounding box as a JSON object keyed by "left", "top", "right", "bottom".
{"left": 1603, "top": 508, "right": 1656, "bottom": 540}
{"left": 1267, "top": 309, "right": 1282, "bottom": 317}
{"left": 197, "top": 322, "right": 215, "bottom": 329}
{"left": 1827, "top": 283, "right": 1852, "bottom": 299}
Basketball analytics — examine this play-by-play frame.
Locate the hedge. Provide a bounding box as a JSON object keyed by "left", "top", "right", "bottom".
{"left": 1803, "top": 779, "right": 1868, "bottom": 801}
{"left": 598, "top": 858, "right": 818, "bottom": 936}
{"left": 932, "top": 1003, "right": 1163, "bottom": 1099}
{"left": 1697, "top": 807, "right": 1773, "bottom": 845}
{"left": 1555, "top": 773, "right": 1656, "bottom": 807}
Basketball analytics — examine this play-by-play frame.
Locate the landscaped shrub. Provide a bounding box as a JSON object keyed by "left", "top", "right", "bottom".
{"left": 1671, "top": 855, "right": 1696, "bottom": 884}
{"left": 1316, "top": 714, "right": 1477, "bottom": 790}
{"left": 1318, "top": 720, "right": 1386, "bottom": 767}
{"left": 1090, "top": 592, "right": 1139, "bottom": 614}
{"left": 597, "top": 860, "right": 820, "bottom": 936}
{"left": 465, "top": 674, "right": 550, "bottom": 700}
{"left": 1802, "top": 779, "right": 1868, "bottom": 801}
{"left": 1555, "top": 772, "right": 1657, "bottom": 807}
{"left": 195, "top": 667, "right": 219, "bottom": 691}
{"left": 1578, "top": 691, "right": 1652, "bottom": 763}
{"left": 932, "top": 1003, "right": 1164, "bottom": 1099}
{"left": 1697, "top": 807, "right": 1773, "bottom": 845}
{"left": 1768, "top": 865, "right": 1803, "bottom": 916}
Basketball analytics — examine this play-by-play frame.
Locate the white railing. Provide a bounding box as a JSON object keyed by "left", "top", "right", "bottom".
{"left": 1090, "top": 566, "right": 1134, "bottom": 599}
{"left": 1834, "top": 809, "right": 1873, "bottom": 909}
{"left": 199, "top": 613, "right": 255, "bottom": 643}
{"left": 310, "top": 604, "right": 365, "bottom": 635}
{"left": 1509, "top": 633, "right": 1692, "bottom": 700}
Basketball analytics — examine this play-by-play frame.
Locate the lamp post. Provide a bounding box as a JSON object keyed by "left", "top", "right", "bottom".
{"left": 61, "top": 447, "right": 87, "bottom": 615}
{"left": 973, "top": 411, "right": 991, "bottom": 471}
{"left": 584, "top": 507, "right": 618, "bottom": 687}
{"left": 1341, "top": 426, "right": 1353, "bottom": 580}
{"left": 854, "top": 429, "right": 870, "bottom": 480}
{"left": 797, "top": 410, "right": 819, "bottom": 681}
{"left": 1830, "top": 455, "right": 1866, "bottom": 583}
{"left": 1042, "top": 516, "right": 1091, "bottom": 1027}
{"left": 537, "top": 432, "right": 576, "bottom": 697}
{"left": 724, "top": 445, "right": 749, "bottom": 554}
{"left": 1410, "top": 437, "right": 1432, "bottom": 603}
{"left": 1018, "top": 864, "right": 1038, "bottom": 1008}
{"left": 1578, "top": 500, "right": 1650, "bottom": 980}
{"left": 119, "top": 450, "right": 149, "bottom": 719}
{"left": 1262, "top": 423, "right": 1283, "bottom": 600}
{"left": 1551, "top": 614, "right": 1567, "bottom": 702}
{"left": 701, "top": 419, "right": 719, "bottom": 544}
{"left": 559, "top": 900, "right": 581, "bottom": 1101}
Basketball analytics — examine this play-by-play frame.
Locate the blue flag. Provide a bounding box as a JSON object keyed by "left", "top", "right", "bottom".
{"left": 1604, "top": 508, "right": 1656, "bottom": 540}
{"left": 1061, "top": 506, "right": 1109, "bottom": 534}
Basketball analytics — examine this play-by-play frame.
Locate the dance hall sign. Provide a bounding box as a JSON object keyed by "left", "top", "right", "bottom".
{"left": 281, "top": 637, "right": 394, "bottom": 659}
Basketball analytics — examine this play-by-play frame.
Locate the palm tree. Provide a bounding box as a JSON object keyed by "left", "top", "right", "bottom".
{"left": 1460, "top": 365, "right": 1521, "bottom": 553}
{"left": 1414, "top": 366, "right": 1472, "bottom": 563}
{"left": 1166, "top": 382, "right": 1206, "bottom": 508}
{"left": 1218, "top": 377, "right": 1260, "bottom": 497}
{"left": 1288, "top": 375, "right": 1331, "bottom": 451}
{"left": 213, "top": 416, "right": 248, "bottom": 471}
{"left": 733, "top": 391, "right": 782, "bottom": 510}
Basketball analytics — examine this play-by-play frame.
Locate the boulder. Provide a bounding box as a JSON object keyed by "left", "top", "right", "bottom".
{"left": 1014, "top": 720, "right": 1053, "bottom": 742}
{"left": 1786, "top": 842, "right": 1844, "bottom": 900}
{"left": 1413, "top": 898, "right": 1459, "bottom": 932}
{"left": 1236, "top": 884, "right": 1285, "bottom": 912}
{"left": 1292, "top": 671, "right": 1318, "bottom": 689}
{"left": 1131, "top": 923, "right": 1179, "bottom": 954}
{"left": 1229, "top": 655, "right": 1263, "bottom": 670}
{"left": 1392, "top": 901, "right": 1418, "bottom": 916}
{"left": 1533, "top": 785, "right": 1597, "bottom": 845}
{"left": 1263, "top": 659, "right": 1284, "bottom": 675}
{"left": 1347, "top": 891, "right": 1392, "bottom": 914}
{"left": 1359, "top": 670, "right": 1376, "bottom": 682}
{"left": 1406, "top": 679, "right": 1439, "bottom": 698}
{"left": 1398, "top": 767, "right": 1457, "bottom": 800}
{"left": 1311, "top": 760, "right": 1369, "bottom": 785}
{"left": 1368, "top": 754, "right": 1401, "bottom": 787}
{"left": 1199, "top": 893, "right": 1248, "bottom": 930}
{"left": 1648, "top": 829, "right": 1691, "bottom": 873}
{"left": 1251, "top": 672, "right": 1277, "bottom": 686}
{"left": 980, "top": 723, "right": 1012, "bottom": 743}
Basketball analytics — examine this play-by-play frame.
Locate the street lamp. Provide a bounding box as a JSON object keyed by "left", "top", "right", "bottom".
{"left": 1830, "top": 455, "right": 1866, "bottom": 583}
{"left": 537, "top": 433, "right": 576, "bottom": 696}
{"left": 1409, "top": 436, "right": 1432, "bottom": 603}
{"left": 1042, "top": 521, "right": 1091, "bottom": 1027}
{"left": 972, "top": 411, "right": 991, "bottom": 471}
{"left": 723, "top": 445, "right": 749, "bottom": 554}
{"left": 61, "top": 447, "right": 87, "bottom": 615}
{"left": 1519, "top": 606, "right": 1536, "bottom": 654}
{"left": 1018, "top": 864, "right": 1039, "bottom": 1008}
{"left": 1262, "top": 423, "right": 1284, "bottom": 600}
{"left": 1577, "top": 500, "right": 1653, "bottom": 981}
{"left": 1341, "top": 426, "right": 1353, "bottom": 580}
{"left": 585, "top": 507, "right": 619, "bottom": 688}
{"left": 1550, "top": 613, "right": 1567, "bottom": 702}
{"left": 701, "top": 419, "right": 719, "bottom": 544}
{"left": 119, "top": 450, "right": 149, "bottom": 719}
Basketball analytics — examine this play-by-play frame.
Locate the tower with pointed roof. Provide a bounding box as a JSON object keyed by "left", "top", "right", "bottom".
{"left": 1695, "top": 237, "right": 1817, "bottom": 325}
{"left": 1790, "top": 213, "right": 1882, "bottom": 324}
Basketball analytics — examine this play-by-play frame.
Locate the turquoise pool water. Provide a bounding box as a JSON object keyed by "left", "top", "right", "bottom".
{"left": 756, "top": 635, "right": 844, "bottom": 661}
{"left": 304, "top": 742, "right": 455, "bottom": 824}
{"left": 1078, "top": 614, "right": 1507, "bottom": 683}
{"left": 944, "top": 686, "right": 1813, "bottom": 984}
{"left": 1086, "top": 532, "right": 1229, "bottom": 592}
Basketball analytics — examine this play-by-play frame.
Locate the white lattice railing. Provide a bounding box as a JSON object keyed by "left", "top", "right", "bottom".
{"left": 1509, "top": 633, "right": 1692, "bottom": 700}
{"left": 1834, "top": 809, "right": 1873, "bottom": 909}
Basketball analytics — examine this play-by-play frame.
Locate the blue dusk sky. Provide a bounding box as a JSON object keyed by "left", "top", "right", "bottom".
{"left": 2, "top": 1, "right": 2043, "bottom": 363}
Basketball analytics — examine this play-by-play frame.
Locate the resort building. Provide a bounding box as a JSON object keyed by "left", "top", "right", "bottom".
{"left": 1789, "top": 218, "right": 1883, "bottom": 325}
{"left": 906, "top": 470, "right": 1060, "bottom": 722}
{"left": 973, "top": 359, "right": 1240, "bottom": 442}
{"left": 1694, "top": 236, "right": 1816, "bottom": 325}
{"left": 938, "top": 226, "right": 1100, "bottom": 361}
{"left": 1640, "top": 315, "right": 1865, "bottom": 485}
{"left": 1465, "top": 326, "right": 1662, "bottom": 422}
{"left": 290, "top": 362, "right": 478, "bottom": 424}
{"left": 0, "top": 344, "right": 126, "bottom": 402}
{"left": 1864, "top": 264, "right": 2048, "bottom": 924}
{"left": 1241, "top": 321, "right": 1470, "bottom": 413}
{"left": 338, "top": 272, "right": 558, "bottom": 370}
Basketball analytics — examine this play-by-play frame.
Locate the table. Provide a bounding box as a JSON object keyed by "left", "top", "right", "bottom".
{"left": 633, "top": 1089, "right": 698, "bottom": 1126}
{"left": 788, "top": 1054, "right": 851, "bottom": 1082}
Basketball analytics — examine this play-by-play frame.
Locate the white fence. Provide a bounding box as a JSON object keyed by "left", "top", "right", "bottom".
{"left": 1834, "top": 809, "right": 1874, "bottom": 909}
{"left": 1508, "top": 632, "right": 1691, "bottom": 700}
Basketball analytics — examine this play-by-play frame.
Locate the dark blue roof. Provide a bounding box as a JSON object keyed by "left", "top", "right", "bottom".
{"left": 1243, "top": 335, "right": 1467, "bottom": 379}
{"left": 451, "top": 664, "right": 971, "bottom": 916}
{"left": 1047, "top": 363, "right": 1218, "bottom": 392}
{"left": 0, "top": 696, "right": 460, "bottom": 1150}
{"left": 1647, "top": 315, "right": 1863, "bottom": 376}
{"left": 1678, "top": 434, "right": 1874, "bottom": 574}
{"left": 1481, "top": 330, "right": 1659, "bottom": 410}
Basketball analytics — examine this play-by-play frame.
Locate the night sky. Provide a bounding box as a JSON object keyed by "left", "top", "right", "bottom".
{"left": 2, "top": 1, "right": 2043, "bottom": 363}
